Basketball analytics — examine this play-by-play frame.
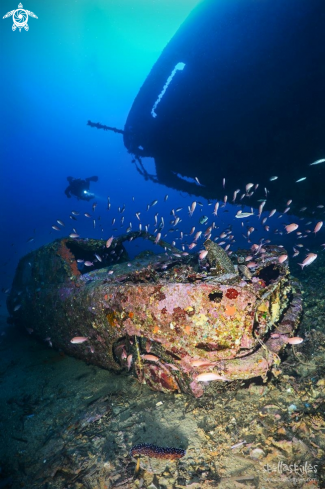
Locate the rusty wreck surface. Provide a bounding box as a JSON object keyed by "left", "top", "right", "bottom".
{"left": 7, "top": 233, "right": 302, "bottom": 397}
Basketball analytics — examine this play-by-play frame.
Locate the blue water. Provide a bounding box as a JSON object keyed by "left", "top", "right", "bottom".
{"left": 1, "top": 5, "right": 325, "bottom": 487}
{"left": 0, "top": 0, "right": 324, "bottom": 305}
{"left": 0, "top": 0, "right": 201, "bottom": 298}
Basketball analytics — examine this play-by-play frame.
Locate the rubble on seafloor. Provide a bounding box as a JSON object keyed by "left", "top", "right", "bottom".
{"left": 1, "top": 245, "right": 325, "bottom": 488}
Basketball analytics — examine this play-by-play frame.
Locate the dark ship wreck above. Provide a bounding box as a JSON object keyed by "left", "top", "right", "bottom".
{"left": 116, "top": 0, "right": 325, "bottom": 214}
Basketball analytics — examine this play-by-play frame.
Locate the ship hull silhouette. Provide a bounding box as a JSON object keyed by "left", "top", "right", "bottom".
{"left": 124, "top": 0, "right": 325, "bottom": 213}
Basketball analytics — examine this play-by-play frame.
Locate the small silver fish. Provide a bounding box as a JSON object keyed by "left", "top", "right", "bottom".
{"left": 71, "top": 336, "right": 88, "bottom": 344}
{"left": 106, "top": 236, "right": 114, "bottom": 248}
{"left": 232, "top": 190, "right": 240, "bottom": 202}
{"left": 235, "top": 212, "right": 254, "bottom": 218}
{"left": 189, "top": 201, "right": 196, "bottom": 216}
{"left": 310, "top": 158, "right": 325, "bottom": 166}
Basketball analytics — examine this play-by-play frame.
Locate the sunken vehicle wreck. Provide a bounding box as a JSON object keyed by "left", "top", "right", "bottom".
{"left": 7, "top": 234, "right": 302, "bottom": 397}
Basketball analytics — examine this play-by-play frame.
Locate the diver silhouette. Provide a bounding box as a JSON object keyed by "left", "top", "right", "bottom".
{"left": 65, "top": 176, "right": 98, "bottom": 201}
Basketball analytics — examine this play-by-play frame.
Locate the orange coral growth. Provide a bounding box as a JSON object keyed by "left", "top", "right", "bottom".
{"left": 224, "top": 305, "right": 236, "bottom": 316}
{"left": 106, "top": 310, "right": 119, "bottom": 327}
{"left": 160, "top": 371, "right": 179, "bottom": 391}
{"left": 56, "top": 240, "right": 80, "bottom": 277}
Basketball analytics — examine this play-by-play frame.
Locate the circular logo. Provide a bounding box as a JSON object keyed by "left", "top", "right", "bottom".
{"left": 13, "top": 8, "right": 28, "bottom": 28}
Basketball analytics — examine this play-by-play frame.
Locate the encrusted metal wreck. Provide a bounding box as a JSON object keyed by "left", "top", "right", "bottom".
{"left": 7, "top": 234, "right": 302, "bottom": 397}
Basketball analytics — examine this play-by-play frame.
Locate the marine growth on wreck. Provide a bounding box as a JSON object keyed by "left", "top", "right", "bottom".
{"left": 7, "top": 233, "right": 302, "bottom": 398}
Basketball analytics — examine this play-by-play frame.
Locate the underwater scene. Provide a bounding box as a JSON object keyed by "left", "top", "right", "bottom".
{"left": 1, "top": 0, "right": 325, "bottom": 487}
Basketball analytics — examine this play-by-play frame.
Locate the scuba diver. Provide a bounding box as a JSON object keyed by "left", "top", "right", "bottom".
{"left": 64, "top": 176, "right": 98, "bottom": 201}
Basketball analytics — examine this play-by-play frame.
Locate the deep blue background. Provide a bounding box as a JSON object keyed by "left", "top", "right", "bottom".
{"left": 0, "top": 0, "right": 324, "bottom": 309}
{"left": 0, "top": 0, "right": 202, "bottom": 298}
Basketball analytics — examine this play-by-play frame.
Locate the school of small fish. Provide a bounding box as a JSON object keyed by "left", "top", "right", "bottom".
{"left": 24, "top": 161, "right": 325, "bottom": 279}
{"left": 8, "top": 161, "right": 325, "bottom": 364}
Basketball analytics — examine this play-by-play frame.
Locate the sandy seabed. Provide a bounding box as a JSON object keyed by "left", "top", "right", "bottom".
{"left": 1, "top": 258, "right": 325, "bottom": 489}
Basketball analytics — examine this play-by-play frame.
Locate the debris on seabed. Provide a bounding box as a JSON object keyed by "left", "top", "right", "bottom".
{"left": 1, "top": 256, "right": 325, "bottom": 488}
